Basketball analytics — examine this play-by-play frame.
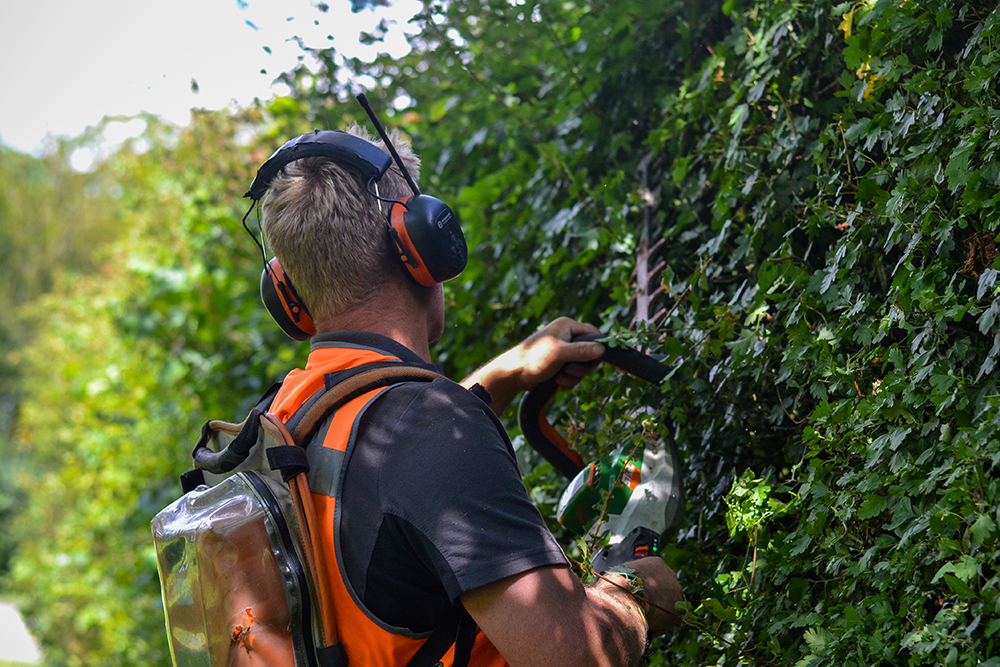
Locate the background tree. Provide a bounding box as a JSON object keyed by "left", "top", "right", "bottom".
{"left": 5, "top": 109, "right": 307, "bottom": 667}
{"left": 0, "top": 143, "right": 124, "bottom": 581}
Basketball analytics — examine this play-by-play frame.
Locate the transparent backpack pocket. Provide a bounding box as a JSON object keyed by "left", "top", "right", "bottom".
{"left": 151, "top": 472, "right": 315, "bottom": 667}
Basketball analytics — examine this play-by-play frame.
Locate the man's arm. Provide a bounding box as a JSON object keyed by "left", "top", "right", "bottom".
{"left": 461, "top": 317, "right": 605, "bottom": 416}
{"left": 461, "top": 558, "right": 682, "bottom": 667}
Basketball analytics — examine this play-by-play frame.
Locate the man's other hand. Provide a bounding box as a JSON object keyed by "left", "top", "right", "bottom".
{"left": 461, "top": 317, "right": 605, "bottom": 415}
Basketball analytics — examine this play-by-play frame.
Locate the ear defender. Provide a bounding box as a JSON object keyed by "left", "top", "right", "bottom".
{"left": 388, "top": 194, "right": 468, "bottom": 287}
{"left": 356, "top": 93, "right": 468, "bottom": 287}
{"left": 260, "top": 258, "right": 316, "bottom": 341}
{"left": 244, "top": 95, "right": 469, "bottom": 339}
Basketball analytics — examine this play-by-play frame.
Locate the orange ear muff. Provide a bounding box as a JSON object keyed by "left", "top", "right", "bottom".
{"left": 260, "top": 258, "right": 316, "bottom": 341}
{"left": 387, "top": 194, "right": 468, "bottom": 287}
{"left": 389, "top": 197, "right": 436, "bottom": 287}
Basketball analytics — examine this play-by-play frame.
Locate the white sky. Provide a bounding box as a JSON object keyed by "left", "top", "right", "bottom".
{"left": 0, "top": 0, "right": 420, "bottom": 158}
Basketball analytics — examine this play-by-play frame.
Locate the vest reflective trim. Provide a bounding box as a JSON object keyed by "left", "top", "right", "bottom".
{"left": 305, "top": 385, "right": 392, "bottom": 499}
{"left": 305, "top": 434, "right": 343, "bottom": 498}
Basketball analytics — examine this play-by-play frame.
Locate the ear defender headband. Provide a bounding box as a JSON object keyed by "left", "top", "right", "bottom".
{"left": 242, "top": 94, "right": 468, "bottom": 340}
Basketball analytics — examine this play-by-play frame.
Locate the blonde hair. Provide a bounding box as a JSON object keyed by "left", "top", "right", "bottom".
{"left": 260, "top": 124, "right": 421, "bottom": 320}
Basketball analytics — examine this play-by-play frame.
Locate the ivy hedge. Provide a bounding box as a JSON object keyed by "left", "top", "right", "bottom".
{"left": 641, "top": 1, "right": 1000, "bottom": 664}
{"left": 324, "top": 0, "right": 1000, "bottom": 664}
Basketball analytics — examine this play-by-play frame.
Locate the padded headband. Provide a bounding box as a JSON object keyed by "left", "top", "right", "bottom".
{"left": 244, "top": 130, "right": 393, "bottom": 201}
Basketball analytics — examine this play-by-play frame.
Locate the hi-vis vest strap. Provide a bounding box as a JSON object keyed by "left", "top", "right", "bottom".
{"left": 272, "top": 343, "right": 509, "bottom": 667}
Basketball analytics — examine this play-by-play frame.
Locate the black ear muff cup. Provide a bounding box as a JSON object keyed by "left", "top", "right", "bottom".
{"left": 260, "top": 258, "right": 316, "bottom": 341}
{"left": 388, "top": 195, "right": 468, "bottom": 287}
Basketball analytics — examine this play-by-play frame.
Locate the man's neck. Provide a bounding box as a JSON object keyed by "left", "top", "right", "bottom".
{"left": 315, "top": 282, "right": 436, "bottom": 362}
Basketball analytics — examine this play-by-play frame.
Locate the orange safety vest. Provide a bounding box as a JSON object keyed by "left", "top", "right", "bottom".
{"left": 270, "top": 341, "right": 509, "bottom": 667}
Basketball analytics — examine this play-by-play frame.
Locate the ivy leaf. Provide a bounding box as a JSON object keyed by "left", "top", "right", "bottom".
{"left": 971, "top": 513, "right": 996, "bottom": 545}
{"left": 858, "top": 495, "right": 888, "bottom": 520}
{"left": 943, "top": 573, "right": 978, "bottom": 600}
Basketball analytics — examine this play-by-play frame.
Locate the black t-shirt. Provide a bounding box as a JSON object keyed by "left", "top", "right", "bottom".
{"left": 325, "top": 332, "right": 569, "bottom": 634}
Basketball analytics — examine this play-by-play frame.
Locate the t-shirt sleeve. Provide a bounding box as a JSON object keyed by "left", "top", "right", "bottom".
{"left": 363, "top": 378, "right": 569, "bottom": 602}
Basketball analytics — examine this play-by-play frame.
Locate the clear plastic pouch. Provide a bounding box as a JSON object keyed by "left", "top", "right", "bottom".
{"left": 151, "top": 472, "right": 314, "bottom": 667}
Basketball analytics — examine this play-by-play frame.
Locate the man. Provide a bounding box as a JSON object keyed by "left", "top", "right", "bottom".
{"left": 258, "top": 123, "right": 682, "bottom": 667}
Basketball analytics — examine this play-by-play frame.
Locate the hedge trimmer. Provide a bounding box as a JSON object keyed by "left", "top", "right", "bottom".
{"left": 518, "top": 334, "right": 684, "bottom": 571}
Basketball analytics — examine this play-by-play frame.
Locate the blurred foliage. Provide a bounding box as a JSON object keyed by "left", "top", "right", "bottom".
{"left": 6, "top": 109, "right": 308, "bottom": 666}
{"left": 0, "top": 143, "right": 125, "bottom": 582}
{"left": 3, "top": 0, "right": 1000, "bottom": 665}
{"left": 0, "top": 144, "right": 123, "bottom": 400}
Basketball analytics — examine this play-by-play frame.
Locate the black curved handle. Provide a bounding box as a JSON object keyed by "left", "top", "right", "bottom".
{"left": 517, "top": 334, "right": 668, "bottom": 479}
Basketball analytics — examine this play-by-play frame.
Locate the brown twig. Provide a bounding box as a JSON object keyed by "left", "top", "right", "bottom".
{"left": 774, "top": 89, "right": 798, "bottom": 138}
{"left": 774, "top": 380, "right": 806, "bottom": 425}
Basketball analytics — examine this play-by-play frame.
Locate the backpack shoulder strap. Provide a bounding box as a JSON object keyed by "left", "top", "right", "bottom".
{"left": 286, "top": 362, "right": 445, "bottom": 446}
{"left": 403, "top": 606, "right": 478, "bottom": 667}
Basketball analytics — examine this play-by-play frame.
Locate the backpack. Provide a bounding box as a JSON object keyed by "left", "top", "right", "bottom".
{"left": 151, "top": 363, "right": 476, "bottom": 667}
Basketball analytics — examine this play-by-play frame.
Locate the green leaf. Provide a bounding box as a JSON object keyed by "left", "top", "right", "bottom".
{"left": 703, "top": 597, "right": 737, "bottom": 621}
{"left": 946, "top": 141, "right": 974, "bottom": 190}
{"left": 971, "top": 513, "right": 996, "bottom": 545}
{"left": 672, "top": 156, "right": 692, "bottom": 184}
{"left": 858, "top": 495, "right": 888, "bottom": 520}
{"left": 979, "top": 300, "right": 999, "bottom": 334}
{"left": 927, "top": 29, "right": 943, "bottom": 52}
{"left": 943, "top": 573, "right": 977, "bottom": 600}
{"left": 803, "top": 627, "right": 827, "bottom": 654}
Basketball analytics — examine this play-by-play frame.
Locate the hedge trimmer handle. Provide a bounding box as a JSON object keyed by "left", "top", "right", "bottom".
{"left": 517, "top": 334, "right": 668, "bottom": 479}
